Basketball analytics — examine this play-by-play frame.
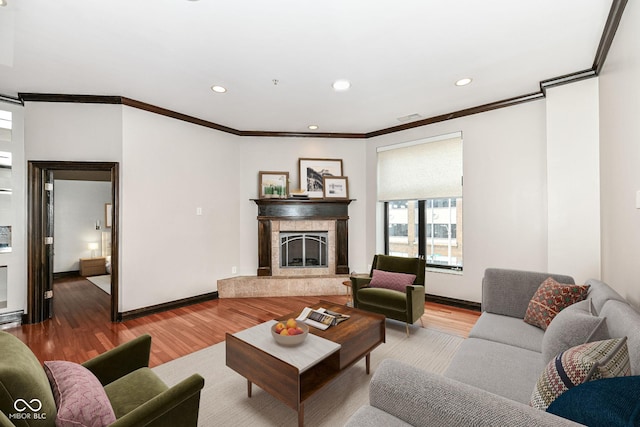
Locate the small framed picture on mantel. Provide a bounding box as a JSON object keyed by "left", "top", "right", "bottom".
{"left": 259, "top": 171, "right": 289, "bottom": 199}
{"left": 323, "top": 176, "right": 349, "bottom": 199}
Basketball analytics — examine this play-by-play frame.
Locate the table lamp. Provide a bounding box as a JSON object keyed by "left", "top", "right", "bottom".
{"left": 88, "top": 242, "right": 99, "bottom": 258}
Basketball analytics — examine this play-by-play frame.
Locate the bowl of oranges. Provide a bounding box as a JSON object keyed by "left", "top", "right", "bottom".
{"left": 271, "top": 318, "right": 309, "bottom": 346}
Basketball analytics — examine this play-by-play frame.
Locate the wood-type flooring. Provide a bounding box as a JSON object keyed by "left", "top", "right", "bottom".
{"left": 5, "top": 276, "right": 480, "bottom": 367}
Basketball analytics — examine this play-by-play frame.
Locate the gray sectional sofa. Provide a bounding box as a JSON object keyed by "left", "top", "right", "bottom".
{"left": 346, "top": 268, "right": 640, "bottom": 426}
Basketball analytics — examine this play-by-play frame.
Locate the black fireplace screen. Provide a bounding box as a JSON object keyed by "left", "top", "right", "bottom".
{"left": 280, "top": 232, "right": 328, "bottom": 268}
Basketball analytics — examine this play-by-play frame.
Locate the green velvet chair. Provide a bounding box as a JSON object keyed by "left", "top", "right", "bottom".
{"left": 351, "top": 254, "right": 426, "bottom": 335}
{"left": 0, "top": 332, "right": 204, "bottom": 427}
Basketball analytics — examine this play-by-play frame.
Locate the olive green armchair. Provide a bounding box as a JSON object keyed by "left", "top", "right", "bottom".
{"left": 0, "top": 332, "right": 204, "bottom": 427}
{"left": 351, "top": 254, "right": 426, "bottom": 335}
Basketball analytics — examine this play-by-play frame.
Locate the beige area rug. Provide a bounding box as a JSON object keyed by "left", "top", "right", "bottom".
{"left": 87, "top": 274, "right": 111, "bottom": 294}
{"left": 153, "top": 321, "right": 463, "bottom": 427}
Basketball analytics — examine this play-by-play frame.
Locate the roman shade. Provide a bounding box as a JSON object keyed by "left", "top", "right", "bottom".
{"left": 377, "top": 132, "right": 462, "bottom": 201}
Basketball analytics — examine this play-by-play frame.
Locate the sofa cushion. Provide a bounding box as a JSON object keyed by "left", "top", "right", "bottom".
{"left": 44, "top": 361, "right": 116, "bottom": 427}
{"left": 584, "top": 278, "right": 626, "bottom": 314}
{"left": 523, "top": 277, "right": 590, "bottom": 331}
{"left": 357, "top": 287, "right": 408, "bottom": 312}
{"left": 469, "top": 312, "right": 544, "bottom": 353}
{"left": 444, "top": 337, "right": 544, "bottom": 404}
{"left": 369, "top": 269, "right": 416, "bottom": 292}
{"left": 542, "top": 299, "right": 609, "bottom": 363}
{"left": 599, "top": 299, "right": 640, "bottom": 375}
{"left": 530, "top": 337, "right": 631, "bottom": 410}
{"left": 546, "top": 376, "right": 640, "bottom": 426}
{"left": 481, "top": 268, "right": 575, "bottom": 319}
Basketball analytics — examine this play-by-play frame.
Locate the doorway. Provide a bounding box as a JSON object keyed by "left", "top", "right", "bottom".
{"left": 27, "top": 161, "right": 119, "bottom": 323}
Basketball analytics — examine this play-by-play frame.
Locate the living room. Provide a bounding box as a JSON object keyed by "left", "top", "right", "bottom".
{"left": 0, "top": 0, "right": 639, "bottom": 425}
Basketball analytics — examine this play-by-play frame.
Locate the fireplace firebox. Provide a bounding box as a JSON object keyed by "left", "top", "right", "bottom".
{"left": 280, "top": 232, "right": 328, "bottom": 268}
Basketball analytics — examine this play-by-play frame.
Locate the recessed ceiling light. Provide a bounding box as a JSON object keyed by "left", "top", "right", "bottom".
{"left": 455, "top": 78, "right": 473, "bottom": 87}
{"left": 308, "top": 125, "right": 319, "bottom": 130}
{"left": 332, "top": 79, "right": 351, "bottom": 91}
{"left": 211, "top": 85, "right": 227, "bottom": 93}
{"left": 0, "top": 0, "right": 7, "bottom": 7}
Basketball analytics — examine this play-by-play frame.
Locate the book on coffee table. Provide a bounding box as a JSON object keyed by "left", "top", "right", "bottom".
{"left": 297, "top": 307, "right": 350, "bottom": 330}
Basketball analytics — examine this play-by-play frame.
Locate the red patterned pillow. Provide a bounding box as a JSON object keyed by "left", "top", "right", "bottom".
{"left": 523, "top": 277, "right": 590, "bottom": 330}
{"left": 369, "top": 269, "right": 416, "bottom": 292}
{"left": 530, "top": 337, "right": 630, "bottom": 410}
{"left": 44, "top": 360, "right": 116, "bottom": 427}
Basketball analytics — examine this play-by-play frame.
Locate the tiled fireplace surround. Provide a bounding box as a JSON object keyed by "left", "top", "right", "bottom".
{"left": 218, "top": 199, "right": 351, "bottom": 298}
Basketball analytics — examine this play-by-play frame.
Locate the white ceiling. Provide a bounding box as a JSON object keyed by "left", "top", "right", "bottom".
{"left": 0, "top": 0, "right": 614, "bottom": 134}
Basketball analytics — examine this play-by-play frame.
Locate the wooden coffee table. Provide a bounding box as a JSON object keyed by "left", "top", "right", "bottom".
{"left": 225, "top": 301, "right": 385, "bottom": 426}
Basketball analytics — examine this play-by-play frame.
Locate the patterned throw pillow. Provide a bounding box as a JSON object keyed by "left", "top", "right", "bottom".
{"left": 369, "top": 269, "right": 416, "bottom": 292}
{"left": 44, "top": 360, "right": 116, "bottom": 427}
{"left": 523, "top": 277, "right": 590, "bottom": 330}
{"left": 530, "top": 337, "right": 631, "bottom": 411}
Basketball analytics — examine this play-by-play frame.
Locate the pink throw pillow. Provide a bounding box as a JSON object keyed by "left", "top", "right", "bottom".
{"left": 44, "top": 360, "right": 116, "bottom": 427}
{"left": 369, "top": 269, "right": 416, "bottom": 292}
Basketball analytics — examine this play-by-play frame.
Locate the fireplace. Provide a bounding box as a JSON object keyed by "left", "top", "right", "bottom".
{"left": 253, "top": 199, "right": 352, "bottom": 276}
{"left": 280, "top": 231, "right": 328, "bottom": 268}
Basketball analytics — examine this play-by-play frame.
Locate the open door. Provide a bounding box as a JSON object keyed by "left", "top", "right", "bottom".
{"left": 43, "top": 169, "right": 54, "bottom": 318}
{"left": 27, "top": 161, "right": 119, "bottom": 324}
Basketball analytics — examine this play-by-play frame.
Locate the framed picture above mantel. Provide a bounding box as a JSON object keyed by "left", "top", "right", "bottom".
{"left": 298, "top": 158, "right": 343, "bottom": 198}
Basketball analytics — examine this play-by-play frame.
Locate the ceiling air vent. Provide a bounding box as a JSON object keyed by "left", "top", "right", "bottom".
{"left": 397, "top": 113, "right": 423, "bottom": 122}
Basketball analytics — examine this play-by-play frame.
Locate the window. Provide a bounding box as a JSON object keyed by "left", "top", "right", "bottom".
{"left": 387, "top": 200, "right": 418, "bottom": 257}
{"left": 378, "top": 133, "right": 463, "bottom": 270}
{"left": 425, "top": 197, "right": 462, "bottom": 268}
{"left": 386, "top": 198, "right": 462, "bottom": 269}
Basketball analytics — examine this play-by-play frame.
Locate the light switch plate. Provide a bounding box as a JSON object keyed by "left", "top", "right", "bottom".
{"left": 637, "top": 191, "right": 640, "bottom": 209}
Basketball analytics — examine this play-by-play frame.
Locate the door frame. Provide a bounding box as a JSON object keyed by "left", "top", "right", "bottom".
{"left": 27, "top": 161, "right": 120, "bottom": 323}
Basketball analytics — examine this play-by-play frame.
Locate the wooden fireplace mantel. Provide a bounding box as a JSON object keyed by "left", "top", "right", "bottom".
{"left": 252, "top": 198, "right": 354, "bottom": 276}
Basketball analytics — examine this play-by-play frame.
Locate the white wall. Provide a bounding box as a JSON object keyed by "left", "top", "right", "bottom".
{"left": 120, "top": 106, "right": 240, "bottom": 311}
{"left": 53, "top": 180, "right": 111, "bottom": 272}
{"left": 366, "top": 100, "right": 549, "bottom": 303}
{"left": 24, "top": 102, "right": 366, "bottom": 312}
{"left": 546, "top": 79, "right": 601, "bottom": 284}
{"left": 24, "top": 103, "right": 123, "bottom": 162}
{"left": 599, "top": 0, "right": 640, "bottom": 306}
{"left": 237, "top": 137, "right": 368, "bottom": 275}
{"left": 25, "top": 103, "right": 244, "bottom": 313}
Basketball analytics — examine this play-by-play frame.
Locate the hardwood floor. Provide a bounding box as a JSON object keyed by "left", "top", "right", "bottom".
{"left": 5, "top": 276, "right": 480, "bottom": 368}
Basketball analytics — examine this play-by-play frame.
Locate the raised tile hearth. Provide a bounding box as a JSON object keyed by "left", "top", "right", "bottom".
{"left": 217, "top": 275, "right": 350, "bottom": 298}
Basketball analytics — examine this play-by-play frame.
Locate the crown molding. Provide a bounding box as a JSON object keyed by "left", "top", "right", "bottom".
{"left": 0, "top": 94, "right": 24, "bottom": 106}
{"left": 593, "top": 0, "right": 628, "bottom": 75}
{"left": 539, "top": 69, "right": 598, "bottom": 95}
{"left": 365, "top": 92, "right": 545, "bottom": 138}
